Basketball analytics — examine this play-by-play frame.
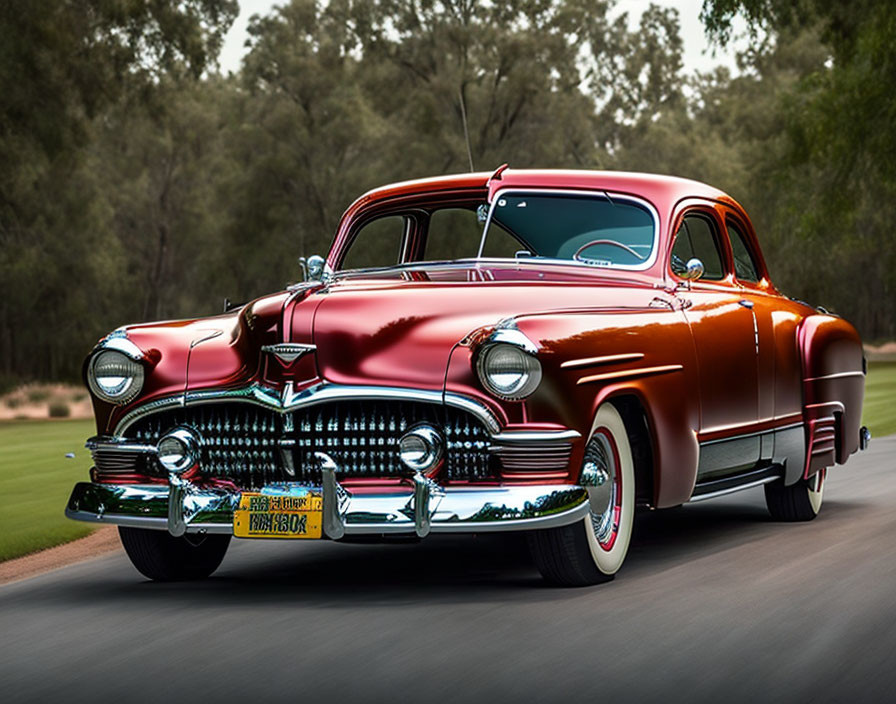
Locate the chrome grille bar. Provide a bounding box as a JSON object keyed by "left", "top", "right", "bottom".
{"left": 124, "top": 400, "right": 494, "bottom": 488}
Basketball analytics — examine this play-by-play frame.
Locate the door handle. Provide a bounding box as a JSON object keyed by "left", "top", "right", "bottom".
{"left": 738, "top": 299, "right": 754, "bottom": 309}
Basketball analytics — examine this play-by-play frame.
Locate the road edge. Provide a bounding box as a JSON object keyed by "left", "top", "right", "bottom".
{"left": 0, "top": 526, "right": 121, "bottom": 586}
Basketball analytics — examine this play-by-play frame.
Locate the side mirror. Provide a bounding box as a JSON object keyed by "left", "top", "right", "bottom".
{"left": 307, "top": 254, "right": 326, "bottom": 281}
{"left": 299, "top": 254, "right": 327, "bottom": 281}
{"left": 682, "top": 257, "right": 704, "bottom": 281}
{"left": 297, "top": 254, "right": 328, "bottom": 282}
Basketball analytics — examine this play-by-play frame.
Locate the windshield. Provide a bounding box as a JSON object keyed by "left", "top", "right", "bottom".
{"left": 479, "top": 191, "right": 657, "bottom": 269}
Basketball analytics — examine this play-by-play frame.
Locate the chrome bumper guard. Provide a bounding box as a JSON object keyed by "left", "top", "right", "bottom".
{"left": 66, "top": 473, "right": 590, "bottom": 538}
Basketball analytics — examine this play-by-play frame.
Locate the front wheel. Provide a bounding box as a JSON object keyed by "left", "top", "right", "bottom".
{"left": 119, "top": 527, "right": 231, "bottom": 581}
{"left": 764, "top": 469, "right": 825, "bottom": 522}
{"left": 528, "top": 403, "right": 636, "bottom": 587}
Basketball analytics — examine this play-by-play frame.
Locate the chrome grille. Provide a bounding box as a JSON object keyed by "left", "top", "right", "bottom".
{"left": 90, "top": 447, "right": 151, "bottom": 476}
{"left": 491, "top": 442, "right": 573, "bottom": 472}
{"left": 125, "top": 401, "right": 493, "bottom": 488}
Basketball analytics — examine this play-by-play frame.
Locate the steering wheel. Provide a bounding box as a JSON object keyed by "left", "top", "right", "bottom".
{"left": 573, "top": 239, "right": 647, "bottom": 263}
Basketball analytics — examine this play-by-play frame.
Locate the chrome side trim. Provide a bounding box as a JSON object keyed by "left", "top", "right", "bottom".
{"left": 65, "top": 482, "right": 590, "bottom": 535}
{"left": 688, "top": 475, "right": 779, "bottom": 503}
{"left": 560, "top": 353, "right": 644, "bottom": 369}
{"left": 114, "top": 383, "right": 503, "bottom": 436}
{"left": 804, "top": 371, "right": 865, "bottom": 382}
{"left": 576, "top": 364, "right": 683, "bottom": 386}
{"left": 699, "top": 421, "right": 804, "bottom": 446}
{"left": 190, "top": 329, "right": 223, "bottom": 349}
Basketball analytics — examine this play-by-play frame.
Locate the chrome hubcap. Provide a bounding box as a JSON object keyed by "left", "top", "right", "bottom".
{"left": 584, "top": 432, "right": 620, "bottom": 548}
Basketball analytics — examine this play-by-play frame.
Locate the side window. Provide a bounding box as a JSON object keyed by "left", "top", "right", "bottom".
{"left": 727, "top": 221, "right": 761, "bottom": 283}
{"left": 670, "top": 214, "right": 726, "bottom": 281}
{"left": 423, "top": 207, "right": 523, "bottom": 261}
{"left": 422, "top": 208, "right": 481, "bottom": 261}
{"left": 341, "top": 215, "right": 406, "bottom": 270}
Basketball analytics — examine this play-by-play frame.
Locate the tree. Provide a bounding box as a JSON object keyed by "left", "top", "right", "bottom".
{"left": 0, "top": 0, "right": 238, "bottom": 381}
{"left": 699, "top": 0, "right": 896, "bottom": 337}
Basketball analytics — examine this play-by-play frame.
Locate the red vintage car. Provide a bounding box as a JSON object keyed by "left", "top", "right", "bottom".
{"left": 66, "top": 168, "right": 869, "bottom": 586}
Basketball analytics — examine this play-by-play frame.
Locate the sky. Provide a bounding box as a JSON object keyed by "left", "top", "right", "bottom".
{"left": 218, "top": 0, "right": 747, "bottom": 76}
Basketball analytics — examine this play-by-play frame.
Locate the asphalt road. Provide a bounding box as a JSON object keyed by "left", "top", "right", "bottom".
{"left": 3, "top": 437, "right": 895, "bottom": 704}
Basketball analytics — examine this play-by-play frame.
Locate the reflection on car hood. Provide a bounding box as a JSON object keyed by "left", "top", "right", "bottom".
{"left": 296, "top": 261, "right": 661, "bottom": 389}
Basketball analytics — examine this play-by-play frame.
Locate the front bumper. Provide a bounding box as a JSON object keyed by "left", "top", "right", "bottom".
{"left": 65, "top": 479, "right": 590, "bottom": 538}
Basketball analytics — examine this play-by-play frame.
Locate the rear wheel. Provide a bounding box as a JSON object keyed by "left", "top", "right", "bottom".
{"left": 119, "top": 527, "right": 231, "bottom": 581}
{"left": 764, "top": 469, "right": 825, "bottom": 522}
{"left": 528, "top": 404, "right": 635, "bottom": 587}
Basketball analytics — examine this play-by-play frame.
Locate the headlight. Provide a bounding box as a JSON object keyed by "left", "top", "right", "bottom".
{"left": 87, "top": 350, "right": 145, "bottom": 404}
{"left": 476, "top": 342, "right": 542, "bottom": 400}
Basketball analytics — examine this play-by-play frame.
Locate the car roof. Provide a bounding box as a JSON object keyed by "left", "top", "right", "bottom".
{"left": 353, "top": 168, "right": 731, "bottom": 210}
{"left": 334, "top": 168, "right": 755, "bottom": 285}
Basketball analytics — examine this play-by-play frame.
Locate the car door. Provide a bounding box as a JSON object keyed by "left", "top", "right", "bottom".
{"left": 721, "top": 211, "right": 799, "bottom": 426}
{"left": 669, "top": 205, "right": 761, "bottom": 476}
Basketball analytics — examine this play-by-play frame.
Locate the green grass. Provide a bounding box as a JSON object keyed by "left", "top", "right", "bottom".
{"left": 0, "top": 364, "right": 892, "bottom": 564}
{"left": 862, "top": 362, "right": 896, "bottom": 438}
{"left": 0, "top": 419, "right": 96, "bottom": 562}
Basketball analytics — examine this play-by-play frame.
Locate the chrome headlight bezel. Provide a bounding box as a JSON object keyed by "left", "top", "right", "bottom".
{"left": 86, "top": 348, "right": 145, "bottom": 405}
{"left": 475, "top": 336, "right": 542, "bottom": 401}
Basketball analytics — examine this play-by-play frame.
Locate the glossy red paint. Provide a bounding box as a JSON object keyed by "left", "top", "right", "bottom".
{"left": 88, "top": 169, "right": 865, "bottom": 503}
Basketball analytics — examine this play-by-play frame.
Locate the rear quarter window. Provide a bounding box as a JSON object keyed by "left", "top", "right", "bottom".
{"left": 727, "top": 220, "right": 761, "bottom": 283}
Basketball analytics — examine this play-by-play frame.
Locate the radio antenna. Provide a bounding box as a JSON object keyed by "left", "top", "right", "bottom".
{"left": 459, "top": 87, "right": 474, "bottom": 172}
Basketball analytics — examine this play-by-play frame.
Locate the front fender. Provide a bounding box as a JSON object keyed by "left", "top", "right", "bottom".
{"left": 445, "top": 309, "right": 701, "bottom": 507}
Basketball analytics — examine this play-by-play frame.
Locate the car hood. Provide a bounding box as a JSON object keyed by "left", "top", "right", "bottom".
{"left": 97, "top": 264, "right": 665, "bottom": 431}
{"left": 293, "top": 262, "right": 661, "bottom": 389}
{"left": 111, "top": 292, "right": 289, "bottom": 403}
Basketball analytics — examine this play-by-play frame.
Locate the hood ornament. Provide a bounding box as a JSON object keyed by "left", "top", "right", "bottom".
{"left": 262, "top": 343, "right": 316, "bottom": 365}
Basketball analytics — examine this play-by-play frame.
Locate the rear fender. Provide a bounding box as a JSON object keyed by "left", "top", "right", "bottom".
{"left": 798, "top": 314, "right": 865, "bottom": 478}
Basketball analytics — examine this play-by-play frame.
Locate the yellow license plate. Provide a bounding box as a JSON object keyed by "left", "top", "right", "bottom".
{"left": 233, "top": 490, "right": 323, "bottom": 539}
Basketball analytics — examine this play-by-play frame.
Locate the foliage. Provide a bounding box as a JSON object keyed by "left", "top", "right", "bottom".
{"left": 0, "top": 0, "right": 238, "bottom": 379}
{"left": 0, "top": 0, "right": 893, "bottom": 383}
{"left": 48, "top": 400, "right": 71, "bottom": 418}
{"left": 700, "top": 0, "right": 896, "bottom": 335}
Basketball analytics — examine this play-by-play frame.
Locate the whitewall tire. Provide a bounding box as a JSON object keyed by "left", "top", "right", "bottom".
{"left": 528, "top": 403, "right": 636, "bottom": 586}
{"left": 765, "top": 468, "right": 825, "bottom": 522}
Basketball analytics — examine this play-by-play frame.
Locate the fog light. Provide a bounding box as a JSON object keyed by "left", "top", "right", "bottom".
{"left": 157, "top": 428, "right": 200, "bottom": 474}
{"left": 398, "top": 425, "right": 443, "bottom": 473}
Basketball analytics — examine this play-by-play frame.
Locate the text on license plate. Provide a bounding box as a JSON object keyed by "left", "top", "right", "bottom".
{"left": 233, "top": 491, "right": 323, "bottom": 539}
